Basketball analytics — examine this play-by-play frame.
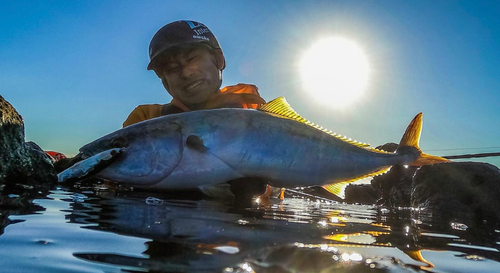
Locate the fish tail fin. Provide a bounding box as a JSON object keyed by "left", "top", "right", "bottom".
{"left": 410, "top": 152, "right": 450, "bottom": 166}
{"left": 404, "top": 250, "right": 435, "bottom": 268}
{"left": 397, "top": 112, "right": 449, "bottom": 166}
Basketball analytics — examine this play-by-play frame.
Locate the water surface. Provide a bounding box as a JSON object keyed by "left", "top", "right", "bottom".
{"left": 0, "top": 182, "right": 498, "bottom": 272}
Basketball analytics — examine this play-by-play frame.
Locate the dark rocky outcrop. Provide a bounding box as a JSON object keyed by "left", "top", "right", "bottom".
{"left": 368, "top": 142, "right": 417, "bottom": 206}
{"left": 352, "top": 143, "right": 500, "bottom": 228}
{"left": 343, "top": 184, "right": 379, "bottom": 204}
{"left": 371, "top": 164, "right": 418, "bottom": 207}
{"left": 0, "top": 95, "right": 56, "bottom": 207}
{"left": 411, "top": 162, "right": 500, "bottom": 225}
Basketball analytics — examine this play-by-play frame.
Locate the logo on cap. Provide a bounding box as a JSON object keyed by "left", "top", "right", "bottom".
{"left": 185, "top": 20, "right": 203, "bottom": 29}
{"left": 184, "top": 20, "right": 211, "bottom": 36}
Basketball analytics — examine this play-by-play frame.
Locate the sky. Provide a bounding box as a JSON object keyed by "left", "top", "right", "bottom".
{"left": 1, "top": 1, "right": 499, "bottom": 167}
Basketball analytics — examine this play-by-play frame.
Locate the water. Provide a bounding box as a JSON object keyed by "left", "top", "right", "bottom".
{"left": 0, "top": 182, "right": 499, "bottom": 273}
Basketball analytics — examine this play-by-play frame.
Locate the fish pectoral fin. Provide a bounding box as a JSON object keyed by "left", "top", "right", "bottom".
{"left": 186, "top": 135, "right": 209, "bottom": 152}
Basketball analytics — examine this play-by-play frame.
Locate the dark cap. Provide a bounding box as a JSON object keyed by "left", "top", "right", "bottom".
{"left": 147, "top": 20, "right": 223, "bottom": 70}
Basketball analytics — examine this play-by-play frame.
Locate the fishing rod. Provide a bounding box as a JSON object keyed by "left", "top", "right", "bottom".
{"left": 442, "top": 152, "right": 500, "bottom": 160}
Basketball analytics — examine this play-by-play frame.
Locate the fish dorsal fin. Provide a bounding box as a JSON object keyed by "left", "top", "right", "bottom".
{"left": 258, "top": 97, "right": 371, "bottom": 148}
{"left": 322, "top": 166, "right": 391, "bottom": 199}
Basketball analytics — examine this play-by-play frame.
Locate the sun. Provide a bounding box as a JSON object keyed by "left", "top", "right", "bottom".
{"left": 299, "top": 37, "right": 370, "bottom": 109}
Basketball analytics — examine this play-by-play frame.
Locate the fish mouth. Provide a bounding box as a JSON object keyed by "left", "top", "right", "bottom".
{"left": 56, "top": 148, "right": 124, "bottom": 182}
{"left": 68, "top": 147, "right": 125, "bottom": 169}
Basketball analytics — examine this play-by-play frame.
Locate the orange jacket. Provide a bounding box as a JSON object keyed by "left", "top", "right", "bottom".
{"left": 123, "top": 83, "right": 265, "bottom": 127}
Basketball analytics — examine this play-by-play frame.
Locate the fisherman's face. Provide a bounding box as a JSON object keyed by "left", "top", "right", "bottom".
{"left": 159, "top": 45, "right": 223, "bottom": 109}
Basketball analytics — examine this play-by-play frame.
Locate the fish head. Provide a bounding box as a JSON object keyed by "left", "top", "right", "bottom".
{"left": 79, "top": 121, "right": 183, "bottom": 185}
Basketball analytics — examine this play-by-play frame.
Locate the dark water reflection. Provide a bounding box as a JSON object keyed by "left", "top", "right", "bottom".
{"left": 0, "top": 183, "right": 499, "bottom": 272}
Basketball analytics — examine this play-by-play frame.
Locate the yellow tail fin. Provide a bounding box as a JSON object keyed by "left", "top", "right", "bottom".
{"left": 398, "top": 112, "right": 423, "bottom": 150}
{"left": 404, "top": 250, "right": 435, "bottom": 269}
{"left": 322, "top": 113, "right": 448, "bottom": 199}
{"left": 410, "top": 152, "right": 450, "bottom": 166}
{"left": 398, "top": 112, "right": 449, "bottom": 166}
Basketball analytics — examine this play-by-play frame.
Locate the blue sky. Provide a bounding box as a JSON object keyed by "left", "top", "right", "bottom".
{"left": 1, "top": 1, "right": 499, "bottom": 167}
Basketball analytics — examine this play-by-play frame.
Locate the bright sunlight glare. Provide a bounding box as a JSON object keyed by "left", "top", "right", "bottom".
{"left": 300, "top": 37, "right": 370, "bottom": 109}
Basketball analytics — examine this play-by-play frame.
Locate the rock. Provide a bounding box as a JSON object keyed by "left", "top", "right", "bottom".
{"left": 371, "top": 165, "right": 418, "bottom": 207}
{"left": 344, "top": 184, "right": 379, "bottom": 204}
{"left": 370, "top": 143, "right": 417, "bottom": 206}
{"left": 0, "top": 95, "right": 56, "bottom": 207}
{"left": 375, "top": 142, "right": 399, "bottom": 153}
{"left": 411, "top": 162, "right": 500, "bottom": 225}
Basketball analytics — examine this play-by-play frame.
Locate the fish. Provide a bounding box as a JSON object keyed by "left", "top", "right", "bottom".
{"left": 58, "top": 97, "right": 448, "bottom": 197}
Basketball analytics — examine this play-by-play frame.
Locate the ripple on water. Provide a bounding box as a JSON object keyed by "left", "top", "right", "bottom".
{"left": 0, "top": 188, "right": 498, "bottom": 272}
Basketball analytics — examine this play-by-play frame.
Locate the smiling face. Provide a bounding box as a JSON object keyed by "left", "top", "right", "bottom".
{"left": 157, "top": 44, "right": 224, "bottom": 109}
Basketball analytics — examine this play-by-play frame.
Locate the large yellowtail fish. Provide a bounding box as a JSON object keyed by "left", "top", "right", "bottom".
{"left": 58, "top": 97, "right": 448, "bottom": 197}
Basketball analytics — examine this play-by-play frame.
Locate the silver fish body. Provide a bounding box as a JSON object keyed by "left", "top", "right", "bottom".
{"left": 75, "top": 105, "right": 420, "bottom": 190}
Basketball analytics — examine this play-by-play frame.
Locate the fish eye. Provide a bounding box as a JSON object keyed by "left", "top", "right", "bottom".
{"left": 111, "top": 137, "right": 128, "bottom": 148}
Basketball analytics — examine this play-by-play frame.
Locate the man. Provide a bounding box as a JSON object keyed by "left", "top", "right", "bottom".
{"left": 123, "top": 20, "right": 269, "bottom": 202}
{"left": 123, "top": 20, "right": 266, "bottom": 127}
